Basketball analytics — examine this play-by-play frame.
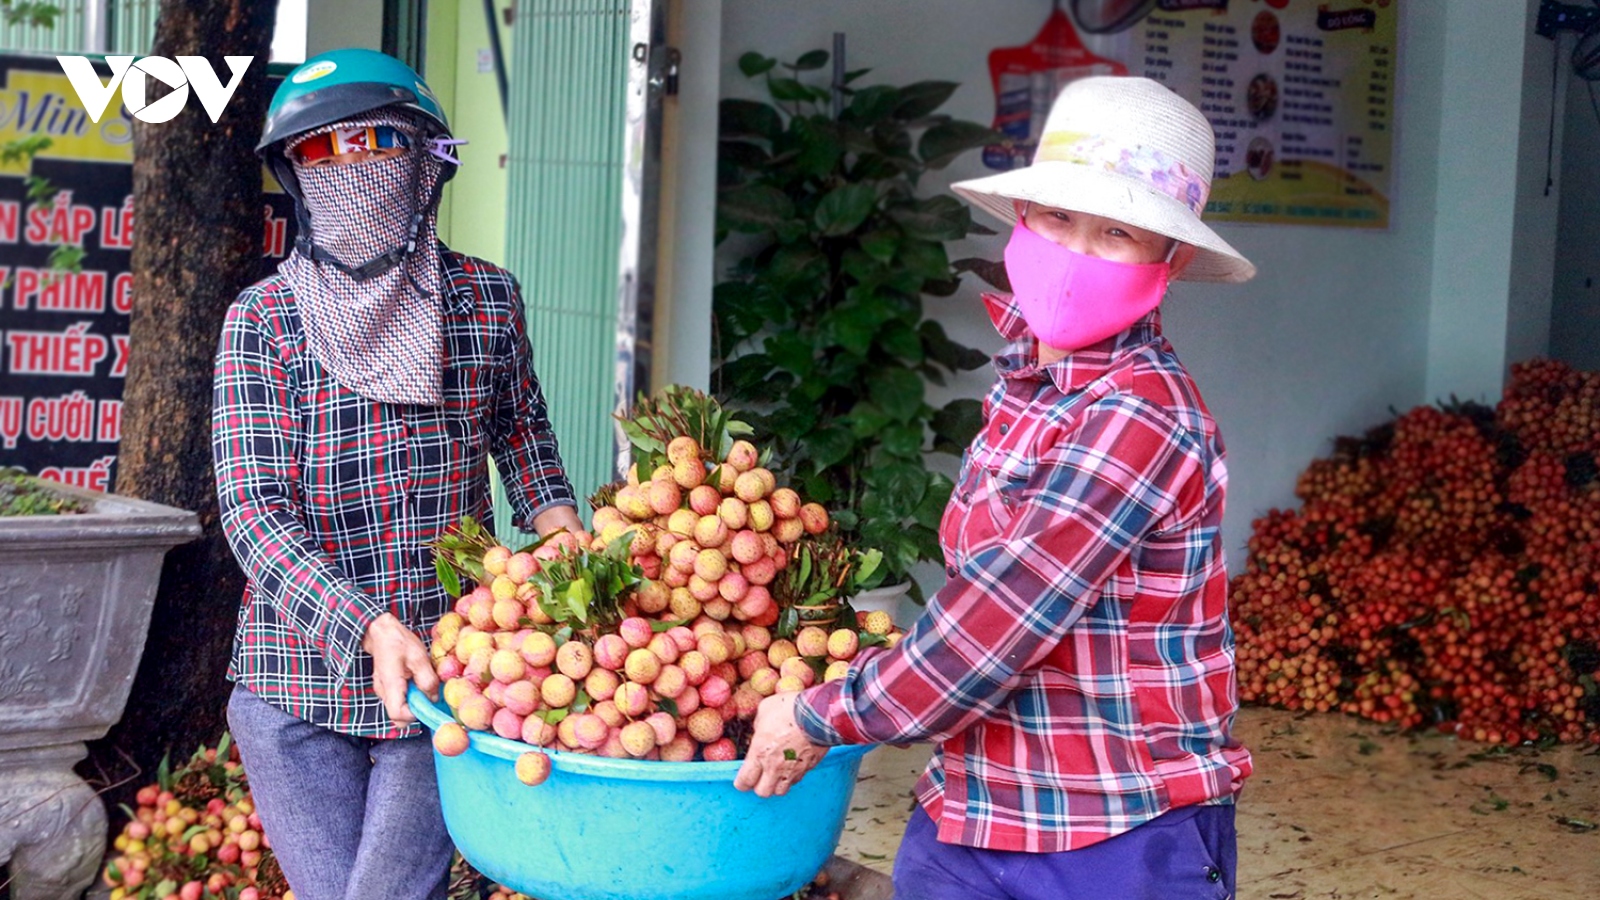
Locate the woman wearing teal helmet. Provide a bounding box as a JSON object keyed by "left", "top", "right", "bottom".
{"left": 215, "top": 49, "right": 588, "bottom": 900}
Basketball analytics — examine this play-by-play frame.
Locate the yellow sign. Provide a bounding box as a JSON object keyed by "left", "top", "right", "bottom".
{"left": 0, "top": 68, "right": 135, "bottom": 173}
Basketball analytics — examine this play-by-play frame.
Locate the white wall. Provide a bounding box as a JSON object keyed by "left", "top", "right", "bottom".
{"left": 305, "top": 0, "right": 384, "bottom": 58}
{"left": 714, "top": 0, "right": 1456, "bottom": 567}
{"left": 1552, "top": 45, "right": 1600, "bottom": 371}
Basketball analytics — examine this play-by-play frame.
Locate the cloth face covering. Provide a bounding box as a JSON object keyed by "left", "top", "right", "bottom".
{"left": 1002, "top": 219, "right": 1171, "bottom": 353}
{"left": 280, "top": 111, "right": 447, "bottom": 406}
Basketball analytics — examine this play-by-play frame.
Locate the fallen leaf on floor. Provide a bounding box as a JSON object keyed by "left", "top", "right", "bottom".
{"left": 1553, "top": 815, "right": 1597, "bottom": 832}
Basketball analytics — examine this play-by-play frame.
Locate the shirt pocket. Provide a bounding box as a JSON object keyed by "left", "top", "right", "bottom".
{"left": 977, "top": 449, "right": 1035, "bottom": 538}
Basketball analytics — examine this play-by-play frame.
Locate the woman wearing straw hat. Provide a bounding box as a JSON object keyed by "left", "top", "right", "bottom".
{"left": 737, "top": 77, "right": 1254, "bottom": 899}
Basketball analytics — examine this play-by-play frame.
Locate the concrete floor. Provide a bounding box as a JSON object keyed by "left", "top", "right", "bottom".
{"left": 834, "top": 708, "right": 1600, "bottom": 898}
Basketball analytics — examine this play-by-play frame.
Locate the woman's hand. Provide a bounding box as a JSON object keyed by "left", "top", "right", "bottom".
{"left": 734, "top": 692, "right": 828, "bottom": 797}
{"left": 363, "top": 613, "right": 438, "bottom": 725}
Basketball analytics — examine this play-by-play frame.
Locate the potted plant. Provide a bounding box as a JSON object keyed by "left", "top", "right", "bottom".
{"left": 712, "top": 48, "right": 998, "bottom": 604}
{"left": 0, "top": 469, "right": 200, "bottom": 899}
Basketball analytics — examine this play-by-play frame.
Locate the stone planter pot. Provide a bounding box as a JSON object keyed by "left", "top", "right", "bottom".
{"left": 0, "top": 478, "right": 200, "bottom": 900}
{"left": 848, "top": 580, "right": 912, "bottom": 621}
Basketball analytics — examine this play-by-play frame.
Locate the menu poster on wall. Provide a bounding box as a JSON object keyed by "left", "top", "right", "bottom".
{"left": 985, "top": 0, "right": 1399, "bottom": 228}
{"left": 0, "top": 54, "right": 296, "bottom": 489}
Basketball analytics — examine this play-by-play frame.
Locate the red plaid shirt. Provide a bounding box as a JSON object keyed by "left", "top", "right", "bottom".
{"left": 213, "top": 251, "right": 575, "bottom": 738}
{"left": 796, "top": 294, "right": 1251, "bottom": 852}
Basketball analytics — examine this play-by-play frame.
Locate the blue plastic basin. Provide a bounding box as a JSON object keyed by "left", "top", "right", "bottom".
{"left": 409, "top": 685, "right": 875, "bottom": 900}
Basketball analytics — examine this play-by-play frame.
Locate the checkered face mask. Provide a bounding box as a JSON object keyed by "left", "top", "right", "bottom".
{"left": 280, "top": 111, "right": 448, "bottom": 406}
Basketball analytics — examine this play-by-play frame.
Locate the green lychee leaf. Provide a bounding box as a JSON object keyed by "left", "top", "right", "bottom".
{"left": 650, "top": 618, "right": 689, "bottom": 633}
{"left": 434, "top": 559, "right": 461, "bottom": 598}
{"left": 776, "top": 606, "right": 799, "bottom": 639}
{"left": 858, "top": 632, "right": 890, "bottom": 648}
{"left": 155, "top": 881, "right": 178, "bottom": 897}
{"left": 657, "top": 698, "right": 680, "bottom": 717}
{"left": 572, "top": 687, "right": 591, "bottom": 714}
{"left": 105, "top": 859, "right": 123, "bottom": 881}
{"left": 156, "top": 752, "right": 172, "bottom": 791}
{"left": 539, "top": 708, "right": 569, "bottom": 726}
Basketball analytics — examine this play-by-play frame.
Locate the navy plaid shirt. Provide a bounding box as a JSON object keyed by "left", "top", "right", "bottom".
{"left": 213, "top": 250, "right": 575, "bottom": 737}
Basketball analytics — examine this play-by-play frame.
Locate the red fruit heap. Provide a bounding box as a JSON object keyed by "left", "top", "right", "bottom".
{"left": 102, "top": 737, "right": 289, "bottom": 900}
{"left": 1232, "top": 360, "right": 1600, "bottom": 746}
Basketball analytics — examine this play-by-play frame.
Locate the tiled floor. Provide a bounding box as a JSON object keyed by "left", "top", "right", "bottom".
{"left": 834, "top": 708, "right": 1600, "bottom": 898}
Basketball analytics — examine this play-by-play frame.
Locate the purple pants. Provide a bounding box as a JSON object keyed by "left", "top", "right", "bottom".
{"left": 893, "top": 803, "right": 1236, "bottom": 900}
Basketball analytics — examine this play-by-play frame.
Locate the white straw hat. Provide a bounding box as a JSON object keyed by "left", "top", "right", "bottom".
{"left": 952, "top": 76, "right": 1256, "bottom": 283}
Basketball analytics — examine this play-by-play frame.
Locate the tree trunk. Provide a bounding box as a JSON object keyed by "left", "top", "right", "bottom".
{"left": 85, "top": 0, "right": 280, "bottom": 816}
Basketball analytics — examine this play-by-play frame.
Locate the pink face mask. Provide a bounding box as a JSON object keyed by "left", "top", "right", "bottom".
{"left": 1002, "top": 218, "right": 1171, "bottom": 353}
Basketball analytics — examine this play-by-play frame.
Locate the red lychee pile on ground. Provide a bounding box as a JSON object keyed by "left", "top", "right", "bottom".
{"left": 429, "top": 412, "right": 905, "bottom": 782}
{"left": 1231, "top": 359, "right": 1600, "bottom": 745}
{"left": 101, "top": 739, "right": 289, "bottom": 900}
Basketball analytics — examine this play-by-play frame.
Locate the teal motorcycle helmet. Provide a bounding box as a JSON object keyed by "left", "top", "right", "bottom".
{"left": 260, "top": 48, "right": 463, "bottom": 280}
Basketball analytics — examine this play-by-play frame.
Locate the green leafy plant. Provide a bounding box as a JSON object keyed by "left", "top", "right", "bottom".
{"left": 617, "top": 384, "right": 758, "bottom": 474}
{"left": 771, "top": 534, "right": 883, "bottom": 637}
{"left": 0, "top": 468, "right": 88, "bottom": 515}
{"left": 713, "top": 49, "right": 999, "bottom": 598}
{"left": 0, "top": 0, "right": 60, "bottom": 29}
{"left": 1, "top": 134, "right": 87, "bottom": 275}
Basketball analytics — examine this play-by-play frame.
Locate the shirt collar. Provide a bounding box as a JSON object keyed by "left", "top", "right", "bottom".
{"left": 982, "top": 292, "right": 1163, "bottom": 394}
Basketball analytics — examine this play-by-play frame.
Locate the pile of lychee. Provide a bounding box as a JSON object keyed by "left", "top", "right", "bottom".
{"left": 428, "top": 436, "right": 906, "bottom": 784}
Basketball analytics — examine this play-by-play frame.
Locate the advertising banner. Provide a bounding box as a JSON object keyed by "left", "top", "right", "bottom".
{"left": 0, "top": 53, "right": 294, "bottom": 487}
{"left": 984, "top": 0, "right": 1400, "bottom": 228}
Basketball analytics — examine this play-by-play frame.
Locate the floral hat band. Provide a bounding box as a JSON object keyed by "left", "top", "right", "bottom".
{"left": 1035, "top": 131, "right": 1210, "bottom": 216}
{"left": 950, "top": 76, "right": 1257, "bottom": 284}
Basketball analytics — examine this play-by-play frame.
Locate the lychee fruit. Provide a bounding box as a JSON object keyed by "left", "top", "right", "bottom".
{"left": 492, "top": 599, "right": 524, "bottom": 631}
{"left": 502, "top": 679, "right": 540, "bottom": 716}
{"left": 741, "top": 624, "right": 773, "bottom": 652}
{"left": 799, "top": 502, "right": 830, "bottom": 535}
{"left": 540, "top": 673, "right": 576, "bottom": 708}
{"left": 592, "top": 698, "right": 626, "bottom": 728}
{"left": 693, "top": 514, "right": 730, "bottom": 549}
{"left": 776, "top": 674, "right": 807, "bottom": 693}
{"left": 620, "top": 720, "right": 657, "bottom": 758}
{"left": 555, "top": 641, "right": 594, "bottom": 680}
{"left": 689, "top": 484, "right": 722, "bottom": 516}
{"left": 667, "top": 435, "right": 702, "bottom": 466}
{"left": 702, "top": 738, "right": 738, "bottom": 762}
{"left": 736, "top": 585, "right": 773, "bottom": 620}
{"left": 699, "top": 674, "right": 733, "bottom": 709}
{"left": 733, "top": 470, "right": 767, "bottom": 503}
{"left": 635, "top": 579, "right": 671, "bottom": 614}
{"left": 732, "top": 685, "right": 764, "bottom": 718}
{"left": 660, "top": 733, "right": 698, "bottom": 762}
{"left": 694, "top": 548, "right": 729, "bottom": 581}
{"left": 686, "top": 707, "right": 725, "bottom": 743}
{"left": 442, "top": 678, "right": 477, "bottom": 712}
{"left": 647, "top": 632, "right": 680, "bottom": 664}
{"left": 593, "top": 633, "right": 629, "bottom": 670}
{"left": 679, "top": 650, "right": 711, "bottom": 685}
{"left": 668, "top": 625, "right": 699, "bottom": 653}
{"left": 676, "top": 684, "right": 702, "bottom": 716}
{"left": 717, "top": 497, "right": 749, "bottom": 531}
{"left": 506, "top": 552, "right": 538, "bottom": 584}
{"left": 492, "top": 707, "right": 525, "bottom": 740}
{"left": 748, "top": 667, "right": 780, "bottom": 696}
{"left": 457, "top": 693, "right": 494, "bottom": 731}
{"left": 718, "top": 571, "right": 750, "bottom": 603}
{"left": 585, "top": 667, "right": 621, "bottom": 702}
{"left": 614, "top": 485, "right": 652, "bottom": 521}
{"left": 673, "top": 459, "right": 707, "bottom": 490}
{"left": 646, "top": 711, "right": 677, "bottom": 746}
{"left": 666, "top": 507, "right": 700, "bottom": 538}
{"left": 827, "top": 628, "right": 860, "bottom": 661}
{"left": 774, "top": 517, "right": 805, "bottom": 544}
{"left": 522, "top": 716, "right": 556, "bottom": 747}
{"left": 767, "top": 639, "right": 800, "bottom": 668}
{"left": 624, "top": 648, "right": 662, "bottom": 685}
{"left": 710, "top": 462, "right": 741, "bottom": 495}
{"left": 667, "top": 537, "right": 702, "bottom": 572}
{"left": 572, "top": 713, "right": 610, "bottom": 750}
{"left": 779, "top": 656, "right": 817, "bottom": 688}
{"left": 742, "top": 556, "right": 777, "bottom": 586}
{"left": 863, "top": 610, "right": 894, "bottom": 636}
{"left": 702, "top": 597, "right": 734, "bottom": 621}
{"left": 795, "top": 626, "right": 830, "bottom": 658}
{"left": 619, "top": 616, "right": 654, "bottom": 649}
{"left": 697, "top": 632, "right": 732, "bottom": 665}
{"left": 725, "top": 439, "right": 759, "bottom": 473}
{"left": 482, "top": 545, "right": 512, "bottom": 577}
{"left": 647, "top": 479, "right": 683, "bottom": 516}
{"left": 490, "top": 649, "right": 526, "bottom": 683}
{"left": 770, "top": 487, "right": 801, "bottom": 519}
{"left": 688, "top": 573, "right": 721, "bottom": 603}
{"left": 653, "top": 664, "right": 688, "bottom": 699}
{"left": 668, "top": 588, "right": 702, "bottom": 620}
{"left": 824, "top": 660, "right": 851, "bottom": 682}
{"left": 614, "top": 680, "right": 651, "bottom": 717}
{"left": 433, "top": 722, "right": 470, "bottom": 757}
{"left": 515, "top": 751, "right": 552, "bottom": 786}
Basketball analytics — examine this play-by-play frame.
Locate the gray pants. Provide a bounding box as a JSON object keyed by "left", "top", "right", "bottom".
{"left": 226, "top": 684, "right": 454, "bottom": 900}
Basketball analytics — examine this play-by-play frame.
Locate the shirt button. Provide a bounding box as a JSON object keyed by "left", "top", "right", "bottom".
{"left": 1206, "top": 867, "right": 1221, "bottom": 884}
{"left": 960, "top": 491, "right": 972, "bottom": 503}
{"left": 945, "top": 565, "right": 958, "bottom": 578}
{"left": 998, "top": 423, "right": 1009, "bottom": 435}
